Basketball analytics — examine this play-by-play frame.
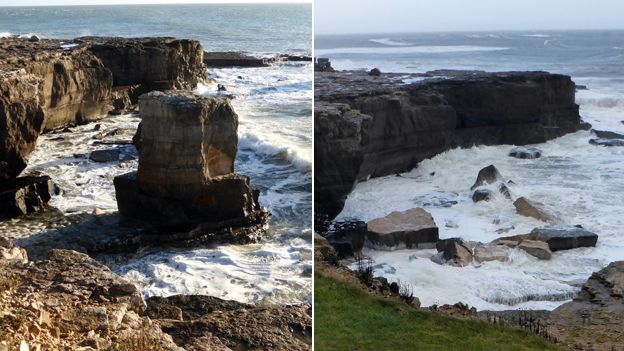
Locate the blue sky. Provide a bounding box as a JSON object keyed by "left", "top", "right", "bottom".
{"left": 315, "top": 0, "right": 624, "bottom": 34}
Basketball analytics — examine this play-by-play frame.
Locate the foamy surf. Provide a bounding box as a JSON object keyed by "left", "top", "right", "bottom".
{"left": 369, "top": 37, "right": 413, "bottom": 46}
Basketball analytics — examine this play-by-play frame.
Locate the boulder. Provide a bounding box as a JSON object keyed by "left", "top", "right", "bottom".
{"left": 531, "top": 226, "right": 598, "bottom": 251}
{"left": 518, "top": 239, "right": 552, "bottom": 260}
{"left": 0, "top": 176, "right": 58, "bottom": 219}
{"left": 513, "top": 197, "right": 558, "bottom": 223}
{"left": 436, "top": 237, "right": 473, "bottom": 266}
{"left": 471, "top": 188, "right": 493, "bottom": 202}
{"left": 366, "top": 208, "right": 439, "bottom": 249}
{"left": 473, "top": 243, "right": 510, "bottom": 263}
{"left": 509, "top": 146, "right": 542, "bottom": 159}
{"left": 0, "top": 238, "right": 28, "bottom": 264}
{"left": 470, "top": 165, "right": 503, "bottom": 190}
{"left": 89, "top": 149, "right": 120, "bottom": 163}
{"left": 323, "top": 220, "right": 367, "bottom": 258}
{"left": 368, "top": 68, "right": 381, "bottom": 76}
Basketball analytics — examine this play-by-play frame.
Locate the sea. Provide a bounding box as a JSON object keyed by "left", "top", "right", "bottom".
{"left": 316, "top": 30, "right": 624, "bottom": 311}
{"left": 0, "top": 3, "right": 312, "bottom": 305}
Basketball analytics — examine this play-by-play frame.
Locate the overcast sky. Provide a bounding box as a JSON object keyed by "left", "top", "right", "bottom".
{"left": 315, "top": 0, "right": 624, "bottom": 34}
{"left": 0, "top": 0, "right": 308, "bottom": 6}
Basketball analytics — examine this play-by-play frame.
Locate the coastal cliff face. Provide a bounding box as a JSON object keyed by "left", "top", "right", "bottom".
{"left": 0, "top": 36, "right": 206, "bottom": 180}
{"left": 315, "top": 70, "right": 582, "bottom": 219}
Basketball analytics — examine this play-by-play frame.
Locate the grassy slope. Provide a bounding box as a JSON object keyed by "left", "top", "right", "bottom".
{"left": 315, "top": 273, "right": 565, "bottom": 351}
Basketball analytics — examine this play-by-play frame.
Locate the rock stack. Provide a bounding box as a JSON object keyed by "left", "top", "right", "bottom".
{"left": 114, "top": 91, "right": 268, "bottom": 245}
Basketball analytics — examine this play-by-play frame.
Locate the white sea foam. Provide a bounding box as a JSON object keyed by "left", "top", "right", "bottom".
{"left": 338, "top": 88, "right": 624, "bottom": 311}
{"left": 369, "top": 38, "right": 413, "bottom": 46}
{"left": 315, "top": 45, "right": 510, "bottom": 56}
{"left": 522, "top": 34, "right": 553, "bottom": 38}
{"left": 0, "top": 32, "right": 12, "bottom": 38}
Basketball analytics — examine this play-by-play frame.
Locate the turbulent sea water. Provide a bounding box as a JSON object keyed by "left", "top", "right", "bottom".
{"left": 0, "top": 4, "right": 312, "bottom": 305}
{"left": 317, "top": 30, "right": 624, "bottom": 311}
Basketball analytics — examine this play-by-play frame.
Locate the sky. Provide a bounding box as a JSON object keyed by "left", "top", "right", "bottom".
{"left": 0, "top": 0, "right": 309, "bottom": 5}
{"left": 315, "top": 0, "right": 624, "bottom": 34}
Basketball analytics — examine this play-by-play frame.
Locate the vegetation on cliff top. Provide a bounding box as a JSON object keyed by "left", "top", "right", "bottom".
{"left": 315, "top": 273, "right": 565, "bottom": 351}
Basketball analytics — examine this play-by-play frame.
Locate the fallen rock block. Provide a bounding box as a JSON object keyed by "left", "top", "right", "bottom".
{"left": 470, "top": 165, "right": 504, "bottom": 190}
{"left": 366, "top": 208, "right": 439, "bottom": 249}
{"left": 435, "top": 237, "right": 473, "bottom": 266}
{"left": 89, "top": 149, "right": 120, "bottom": 162}
{"left": 518, "top": 239, "right": 552, "bottom": 260}
{"left": 531, "top": 226, "right": 598, "bottom": 252}
{"left": 513, "top": 197, "right": 558, "bottom": 223}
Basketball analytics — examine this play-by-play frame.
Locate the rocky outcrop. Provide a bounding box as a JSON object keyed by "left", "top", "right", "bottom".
{"left": 147, "top": 296, "right": 312, "bottom": 351}
{"left": 84, "top": 36, "right": 206, "bottom": 91}
{"left": 203, "top": 51, "right": 281, "bottom": 67}
{"left": 315, "top": 70, "right": 582, "bottom": 219}
{"left": 1, "top": 36, "right": 206, "bottom": 216}
{"left": 547, "top": 261, "right": 624, "bottom": 350}
{"left": 495, "top": 226, "right": 598, "bottom": 252}
{"left": 0, "top": 37, "right": 204, "bottom": 178}
{"left": 0, "top": 246, "right": 182, "bottom": 350}
{"left": 470, "top": 164, "right": 511, "bottom": 201}
{"left": 366, "top": 208, "right": 438, "bottom": 249}
{"left": 509, "top": 146, "right": 542, "bottom": 159}
{"left": 114, "top": 91, "right": 268, "bottom": 244}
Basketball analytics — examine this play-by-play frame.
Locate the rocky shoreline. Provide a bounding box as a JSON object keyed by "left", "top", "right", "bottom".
{"left": 1, "top": 36, "right": 310, "bottom": 350}
{"left": 315, "top": 68, "right": 585, "bottom": 220}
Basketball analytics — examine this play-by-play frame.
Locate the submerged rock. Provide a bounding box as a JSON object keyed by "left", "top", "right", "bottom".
{"left": 366, "top": 208, "right": 439, "bottom": 249}
{"left": 508, "top": 146, "right": 542, "bottom": 159}
{"left": 589, "top": 138, "right": 624, "bottom": 147}
{"left": 592, "top": 129, "right": 624, "bottom": 139}
{"left": 89, "top": 149, "right": 120, "bottom": 163}
{"left": 470, "top": 165, "right": 503, "bottom": 190}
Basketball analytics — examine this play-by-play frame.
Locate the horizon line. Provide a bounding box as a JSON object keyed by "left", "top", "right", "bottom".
{"left": 315, "top": 27, "right": 624, "bottom": 36}
{"left": 0, "top": 1, "right": 310, "bottom": 7}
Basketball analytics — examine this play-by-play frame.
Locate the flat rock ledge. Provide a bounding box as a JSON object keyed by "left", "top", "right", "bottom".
{"left": 114, "top": 91, "right": 269, "bottom": 245}
{"left": 0, "top": 239, "right": 310, "bottom": 350}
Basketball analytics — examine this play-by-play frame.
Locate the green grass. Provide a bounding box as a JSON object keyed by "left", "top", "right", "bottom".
{"left": 315, "top": 274, "right": 565, "bottom": 351}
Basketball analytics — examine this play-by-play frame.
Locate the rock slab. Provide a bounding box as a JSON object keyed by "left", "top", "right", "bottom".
{"left": 366, "top": 208, "right": 438, "bottom": 249}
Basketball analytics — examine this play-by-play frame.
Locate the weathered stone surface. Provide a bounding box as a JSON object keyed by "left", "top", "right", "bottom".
{"left": 1, "top": 36, "right": 205, "bottom": 179}
{"left": 473, "top": 243, "right": 510, "bottom": 263}
{"left": 366, "top": 208, "right": 438, "bottom": 249}
{"left": 84, "top": 36, "right": 206, "bottom": 90}
{"left": 589, "top": 138, "right": 624, "bottom": 147}
{"left": 137, "top": 91, "right": 238, "bottom": 198}
{"left": 509, "top": 146, "right": 542, "bottom": 159}
{"left": 322, "top": 219, "right": 366, "bottom": 259}
{"left": 147, "top": 295, "right": 251, "bottom": 321}
{"left": 0, "top": 176, "right": 58, "bottom": 219}
{"left": 157, "top": 302, "right": 312, "bottom": 351}
{"left": 531, "top": 226, "right": 598, "bottom": 252}
{"left": 470, "top": 165, "right": 503, "bottom": 190}
{"left": 315, "top": 70, "right": 582, "bottom": 219}
{"left": 203, "top": 51, "right": 281, "bottom": 67}
{"left": 472, "top": 188, "right": 494, "bottom": 202}
{"left": 592, "top": 129, "right": 624, "bottom": 139}
{"left": 314, "top": 233, "right": 338, "bottom": 264}
{"left": 513, "top": 197, "right": 558, "bottom": 223}
{"left": 547, "top": 261, "right": 624, "bottom": 350}
{"left": 0, "top": 237, "right": 27, "bottom": 263}
{"left": 518, "top": 239, "right": 552, "bottom": 260}
{"left": 115, "top": 90, "right": 268, "bottom": 244}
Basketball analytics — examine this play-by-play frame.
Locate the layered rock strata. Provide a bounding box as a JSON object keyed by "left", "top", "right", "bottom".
{"left": 1, "top": 36, "right": 206, "bottom": 217}
{"left": 114, "top": 91, "right": 268, "bottom": 243}
{"left": 203, "top": 51, "right": 281, "bottom": 67}
{"left": 315, "top": 70, "right": 583, "bottom": 219}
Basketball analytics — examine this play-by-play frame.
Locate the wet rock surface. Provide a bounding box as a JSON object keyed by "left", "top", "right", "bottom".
{"left": 509, "top": 146, "right": 542, "bottom": 159}
{"left": 0, "top": 176, "right": 58, "bottom": 220}
{"left": 366, "top": 208, "right": 438, "bottom": 250}
{"left": 314, "top": 70, "right": 582, "bottom": 219}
